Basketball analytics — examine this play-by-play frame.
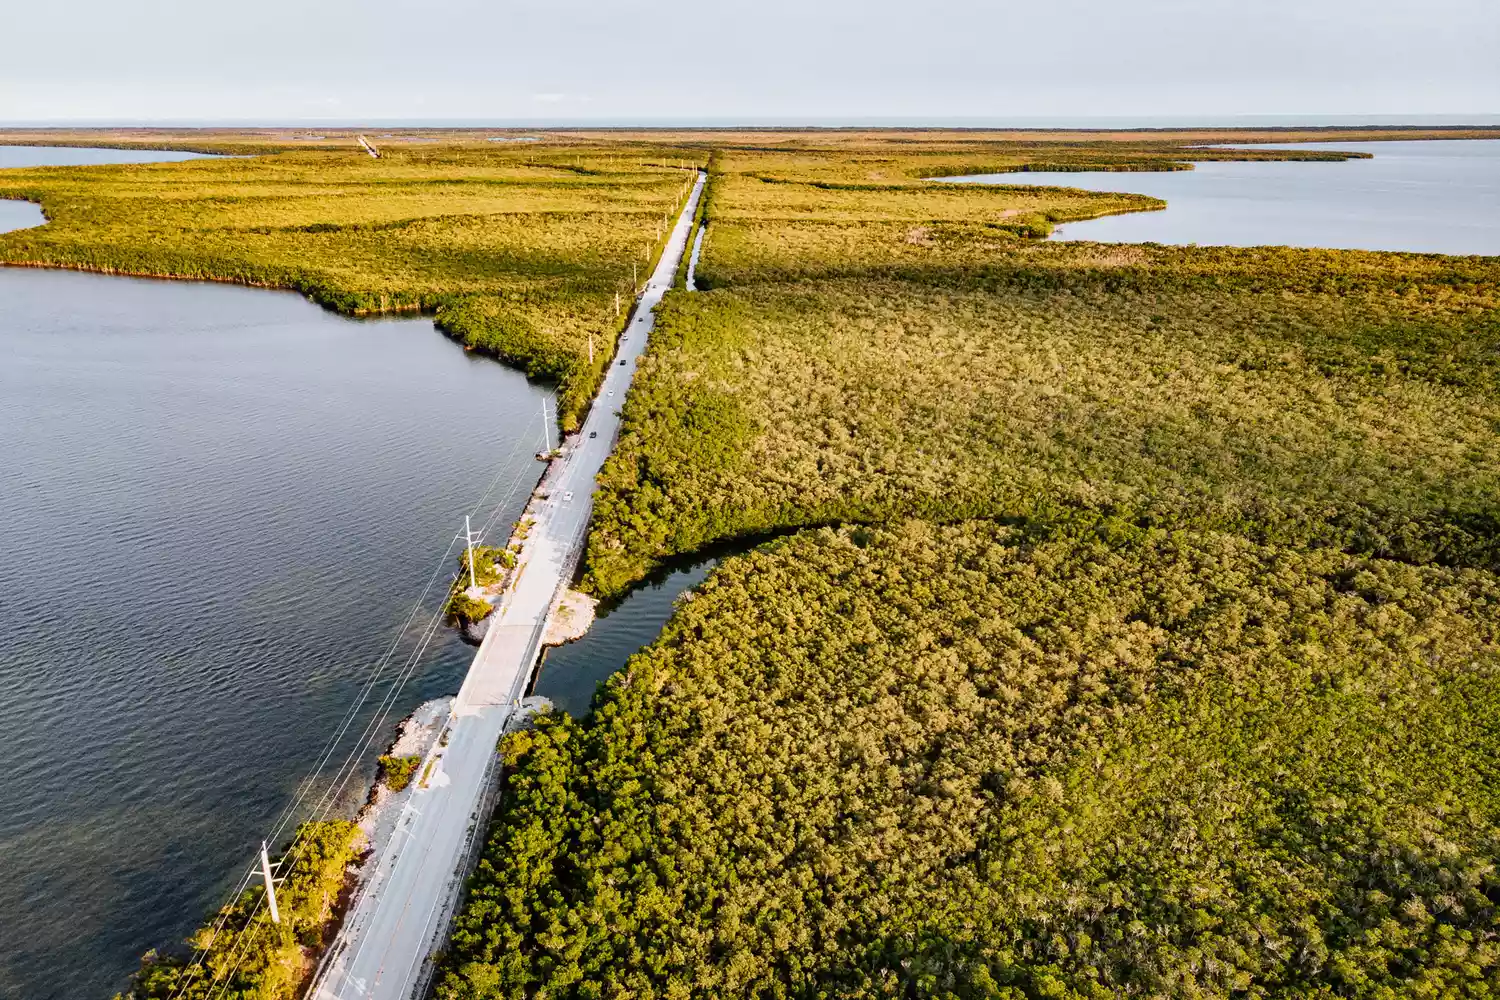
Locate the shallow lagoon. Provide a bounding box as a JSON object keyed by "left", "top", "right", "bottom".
{"left": 0, "top": 144, "right": 219, "bottom": 234}
{"left": 942, "top": 139, "right": 1500, "bottom": 255}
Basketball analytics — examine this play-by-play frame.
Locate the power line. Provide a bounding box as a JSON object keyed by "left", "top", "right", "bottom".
{"left": 163, "top": 410, "right": 554, "bottom": 998}
{"left": 195, "top": 595, "right": 455, "bottom": 1000}
{"left": 163, "top": 544, "right": 454, "bottom": 1000}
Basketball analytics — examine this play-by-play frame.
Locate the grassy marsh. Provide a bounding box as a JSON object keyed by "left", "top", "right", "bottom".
{"left": 442, "top": 130, "right": 1500, "bottom": 998}
{"left": 444, "top": 522, "right": 1500, "bottom": 999}
{"left": 0, "top": 146, "right": 703, "bottom": 428}
{"left": 15, "top": 126, "right": 1500, "bottom": 1000}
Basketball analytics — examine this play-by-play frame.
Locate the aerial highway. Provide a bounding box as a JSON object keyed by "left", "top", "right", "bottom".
{"left": 309, "top": 169, "right": 707, "bottom": 1000}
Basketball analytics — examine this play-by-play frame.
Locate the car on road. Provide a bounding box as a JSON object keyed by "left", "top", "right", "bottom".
{"left": 589, "top": 431, "right": 598, "bottom": 438}
{"left": 608, "top": 390, "right": 614, "bottom": 396}
{"left": 563, "top": 491, "right": 574, "bottom": 502}
{"left": 620, "top": 359, "right": 626, "bottom": 366}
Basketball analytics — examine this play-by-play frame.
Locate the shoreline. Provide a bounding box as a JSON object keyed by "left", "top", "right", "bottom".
{"left": 307, "top": 169, "right": 708, "bottom": 1000}
{"left": 0, "top": 196, "right": 47, "bottom": 235}
{"left": 354, "top": 698, "right": 452, "bottom": 860}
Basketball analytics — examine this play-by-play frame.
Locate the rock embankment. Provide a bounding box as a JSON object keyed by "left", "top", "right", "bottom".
{"left": 355, "top": 698, "right": 453, "bottom": 862}
{"left": 543, "top": 589, "right": 598, "bottom": 647}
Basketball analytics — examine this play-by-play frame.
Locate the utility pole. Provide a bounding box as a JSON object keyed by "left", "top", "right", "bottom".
{"left": 588, "top": 330, "right": 595, "bottom": 364}
{"left": 632, "top": 262, "right": 638, "bottom": 288}
{"left": 614, "top": 291, "right": 620, "bottom": 317}
{"left": 463, "top": 515, "right": 478, "bottom": 589}
{"left": 540, "top": 398, "right": 550, "bottom": 453}
{"left": 259, "top": 842, "right": 281, "bottom": 925}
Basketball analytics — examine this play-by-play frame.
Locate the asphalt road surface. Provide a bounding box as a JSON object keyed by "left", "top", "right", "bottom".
{"left": 309, "top": 170, "right": 707, "bottom": 1000}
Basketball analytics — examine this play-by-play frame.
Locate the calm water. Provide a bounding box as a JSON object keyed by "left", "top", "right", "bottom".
{"left": 1, "top": 144, "right": 218, "bottom": 234}
{"left": 0, "top": 199, "right": 44, "bottom": 232}
{"left": 534, "top": 561, "right": 716, "bottom": 717}
{"left": 0, "top": 145, "right": 214, "bottom": 168}
{"left": 943, "top": 139, "right": 1500, "bottom": 254}
{"left": 0, "top": 269, "right": 548, "bottom": 1000}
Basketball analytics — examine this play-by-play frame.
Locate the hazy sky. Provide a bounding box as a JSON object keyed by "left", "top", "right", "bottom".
{"left": 3, "top": 0, "right": 1496, "bottom": 123}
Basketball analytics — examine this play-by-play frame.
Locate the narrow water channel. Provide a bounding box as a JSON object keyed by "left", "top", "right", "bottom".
{"left": 0, "top": 268, "right": 548, "bottom": 1000}
{"left": 533, "top": 560, "right": 718, "bottom": 716}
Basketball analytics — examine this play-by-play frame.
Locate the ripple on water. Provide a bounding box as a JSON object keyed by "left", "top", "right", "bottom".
{"left": 0, "top": 267, "right": 550, "bottom": 1000}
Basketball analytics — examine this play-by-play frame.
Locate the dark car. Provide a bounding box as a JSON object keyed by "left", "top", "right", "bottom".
{"left": 589, "top": 431, "right": 598, "bottom": 438}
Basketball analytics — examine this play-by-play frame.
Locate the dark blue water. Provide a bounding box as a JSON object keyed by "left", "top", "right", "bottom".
{"left": 942, "top": 139, "right": 1500, "bottom": 255}
{"left": 534, "top": 561, "right": 717, "bottom": 717}
{"left": 0, "top": 268, "right": 548, "bottom": 1000}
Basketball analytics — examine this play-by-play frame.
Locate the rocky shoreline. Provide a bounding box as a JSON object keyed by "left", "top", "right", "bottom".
{"left": 354, "top": 698, "right": 452, "bottom": 862}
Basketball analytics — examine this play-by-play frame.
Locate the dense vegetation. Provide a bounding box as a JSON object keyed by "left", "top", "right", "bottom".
{"left": 118, "top": 822, "right": 360, "bottom": 1000}
{"left": 0, "top": 134, "right": 1365, "bottom": 427}
{"left": 581, "top": 137, "right": 1499, "bottom": 593}
{"left": 16, "top": 128, "right": 1494, "bottom": 998}
{"left": 445, "top": 543, "right": 521, "bottom": 626}
{"left": 464, "top": 544, "right": 518, "bottom": 586}
{"left": 378, "top": 754, "right": 422, "bottom": 794}
{"left": 0, "top": 146, "right": 702, "bottom": 427}
{"left": 440, "top": 522, "right": 1500, "bottom": 999}
{"left": 447, "top": 591, "right": 496, "bottom": 627}
{"left": 586, "top": 256, "right": 1500, "bottom": 595}
{"left": 434, "top": 131, "right": 1500, "bottom": 999}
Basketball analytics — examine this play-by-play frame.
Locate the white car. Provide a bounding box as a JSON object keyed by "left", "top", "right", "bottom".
{"left": 563, "top": 491, "right": 574, "bottom": 502}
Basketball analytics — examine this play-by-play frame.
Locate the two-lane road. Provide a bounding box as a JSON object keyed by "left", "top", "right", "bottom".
{"left": 310, "top": 169, "right": 706, "bottom": 1000}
